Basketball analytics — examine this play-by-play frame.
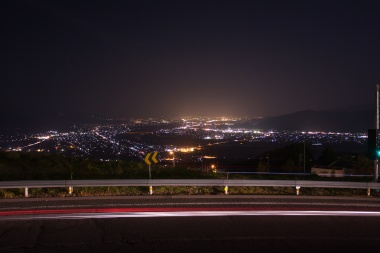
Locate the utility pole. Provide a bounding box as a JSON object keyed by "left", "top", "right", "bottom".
{"left": 376, "top": 84, "right": 379, "bottom": 182}
{"left": 303, "top": 134, "right": 306, "bottom": 174}
{"left": 170, "top": 151, "right": 175, "bottom": 167}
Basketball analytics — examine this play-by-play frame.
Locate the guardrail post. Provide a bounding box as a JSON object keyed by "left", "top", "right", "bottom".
{"left": 25, "top": 187, "right": 28, "bottom": 198}
{"left": 224, "top": 186, "right": 228, "bottom": 195}
{"left": 367, "top": 188, "right": 371, "bottom": 196}
{"left": 296, "top": 186, "right": 300, "bottom": 195}
{"left": 149, "top": 186, "right": 153, "bottom": 195}
{"left": 69, "top": 172, "right": 73, "bottom": 195}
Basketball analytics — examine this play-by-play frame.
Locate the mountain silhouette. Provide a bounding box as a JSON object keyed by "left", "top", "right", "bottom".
{"left": 0, "top": 109, "right": 376, "bottom": 133}
{"left": 257, "top": 110, "right": 375, "bottom": 132}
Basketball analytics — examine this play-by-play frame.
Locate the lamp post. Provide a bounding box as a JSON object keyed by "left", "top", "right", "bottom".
{"left": 376, "top": 84, "right": 379, "bottom": 182}
{"left": 304, "top": 134, "right": 306, "bottom": 174}
{"left": 170, "top": 151, "right": 175, "bottom": 167}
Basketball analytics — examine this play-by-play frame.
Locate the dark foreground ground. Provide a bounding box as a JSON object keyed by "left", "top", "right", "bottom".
{"left": 0, "top": 195, "right": 379, "bottom": 253}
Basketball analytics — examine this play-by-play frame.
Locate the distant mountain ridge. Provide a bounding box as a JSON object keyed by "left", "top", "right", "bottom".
{"left": 257, "top": 110, "right": 375, "bottom": 132}
{"left": 0, "top": 109, "right": 376, "bottom": 133}
{"left": 0, "top": 112, "right": 121, "bottom": 132}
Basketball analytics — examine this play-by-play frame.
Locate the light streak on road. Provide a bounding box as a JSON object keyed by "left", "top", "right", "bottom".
{"left": 58, "top": 210, "right": 380, "bottom": 219}
{"left": 0, "top": 201, "right": 379, "bottom": 211}
{"left": 17, "top": 136, "right": 50, "bottom": 149}
{"left": 1, "top": 208, "right": 380, "bottom": 220}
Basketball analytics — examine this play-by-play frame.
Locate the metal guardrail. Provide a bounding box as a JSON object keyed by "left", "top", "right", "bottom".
{"left": 0, "top": 179, "right": 379, "bottom": 197}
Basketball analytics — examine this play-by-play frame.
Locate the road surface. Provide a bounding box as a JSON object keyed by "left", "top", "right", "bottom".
{"left": 0, "top": 195, "right": 379, "bottom": 253}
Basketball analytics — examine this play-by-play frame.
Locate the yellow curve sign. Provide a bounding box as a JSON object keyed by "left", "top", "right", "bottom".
{"left": 144, "top": 151, "right": 159, "bottom": 165}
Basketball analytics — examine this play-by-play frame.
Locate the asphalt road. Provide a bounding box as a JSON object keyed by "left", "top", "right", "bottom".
{"left": 1, "top": 195, "right": 380, "bottom": 211}
{"left": 0, "top": 195, "right": 379, "bottom": 253}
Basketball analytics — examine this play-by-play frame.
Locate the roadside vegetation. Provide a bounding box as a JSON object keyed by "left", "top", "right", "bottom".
{"left": 0, "top": 151, "right": 378, "bottom": 198}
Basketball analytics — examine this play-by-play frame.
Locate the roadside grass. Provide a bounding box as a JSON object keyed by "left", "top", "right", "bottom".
{"left": 0, "top": 186, "right": 378, "bottom": 198}
{"left": 228, "top": 186, "right": 295, "bottom": 195}
{"left": 0, "top": 152, "right": 378, "bottom": 198}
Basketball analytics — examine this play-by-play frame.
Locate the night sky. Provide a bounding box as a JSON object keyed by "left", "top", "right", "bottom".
{"left": 1, "top": 0, "right": 380, "bottom": 118}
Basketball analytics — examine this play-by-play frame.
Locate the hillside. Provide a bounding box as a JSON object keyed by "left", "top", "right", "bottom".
{"left": 257, "top": 110, "right": 374, "bottom": 132}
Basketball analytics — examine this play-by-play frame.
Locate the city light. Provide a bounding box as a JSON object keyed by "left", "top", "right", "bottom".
{"left": 0, "top": 117, "right": 368, "bottom": 164}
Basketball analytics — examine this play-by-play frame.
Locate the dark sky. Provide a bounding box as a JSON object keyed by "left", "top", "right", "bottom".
{"left": 1, "top": 0, "right": 379, "bottom": 118}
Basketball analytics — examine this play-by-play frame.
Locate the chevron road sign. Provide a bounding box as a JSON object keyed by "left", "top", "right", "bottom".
{"left": 144, "top": 151, "right": 159, "bottom": 165}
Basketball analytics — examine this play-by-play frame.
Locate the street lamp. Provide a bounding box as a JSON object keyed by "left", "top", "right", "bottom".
{"left": 303, "top": 134, "right": 306, "bottom": 174}
{"left": 376, "top": 84, "right": 380, "bottom": 182}
{"left": 170, "top": 151, "right": 175, "bottom": 167}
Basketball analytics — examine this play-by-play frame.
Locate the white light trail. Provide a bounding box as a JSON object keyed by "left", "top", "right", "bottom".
{"left": 2, "top": 210, "right": 380, "bottom": 220}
